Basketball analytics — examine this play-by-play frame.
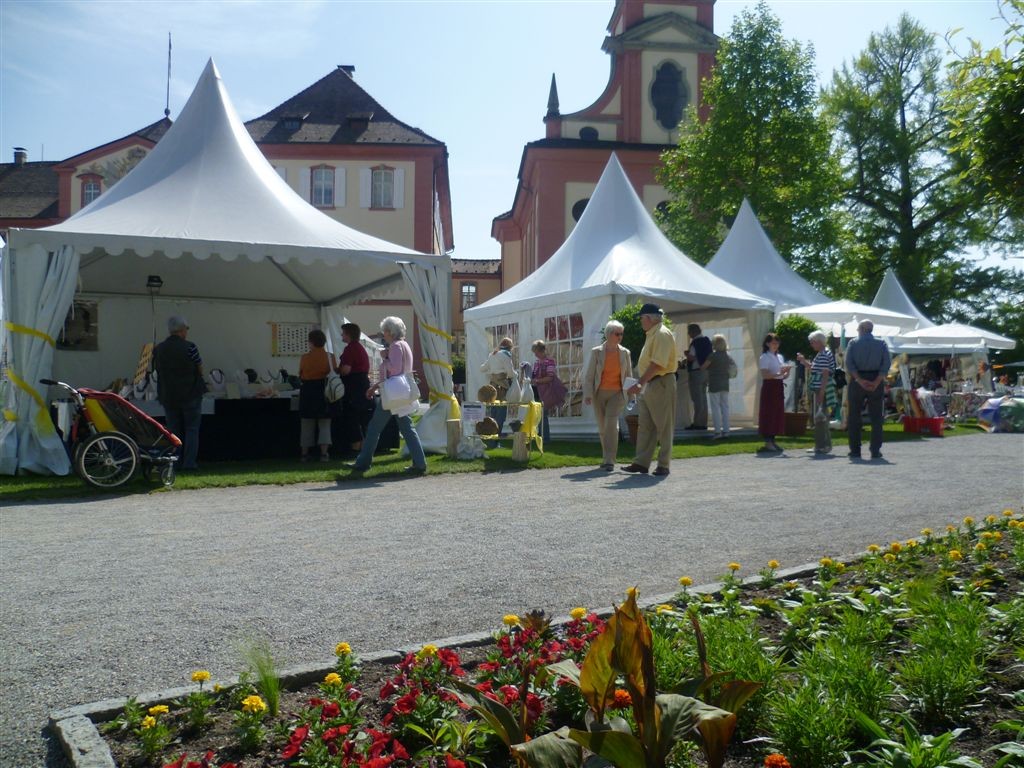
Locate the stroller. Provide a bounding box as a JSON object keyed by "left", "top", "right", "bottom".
{"left": 41, "top": 378, "right": 182, "bottom": 488}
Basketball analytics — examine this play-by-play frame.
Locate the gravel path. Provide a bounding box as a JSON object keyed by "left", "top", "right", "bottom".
{"left": 2, "top": 432, "right": 1022, "bottom": 766}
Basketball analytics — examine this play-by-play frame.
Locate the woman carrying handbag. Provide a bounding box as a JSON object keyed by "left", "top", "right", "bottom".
{"left": 347, "top": 316, "right": 427, "bottom": 476}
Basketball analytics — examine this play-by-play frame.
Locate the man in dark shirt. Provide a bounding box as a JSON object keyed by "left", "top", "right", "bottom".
{"left": 845, "top": 320, "right": 892, "bottom": 460}
{"left": 684, "top": 323, "right": 713, "bottom": 430}
{"left": 153, "top": 315, "right": 205, "bottom": 470}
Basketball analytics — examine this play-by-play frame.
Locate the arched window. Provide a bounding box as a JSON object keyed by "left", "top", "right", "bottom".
{"left": 650, "top": 61, "right": 688, "bottom": 130}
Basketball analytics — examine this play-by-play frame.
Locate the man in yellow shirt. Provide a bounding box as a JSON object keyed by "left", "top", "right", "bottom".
{"left": 622, "top": 302, "right": 678, "bottom": 476}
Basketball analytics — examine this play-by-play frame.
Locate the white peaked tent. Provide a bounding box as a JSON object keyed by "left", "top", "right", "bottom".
{"left": 707, "top": 198, "right": 828, "bottom": 312}
{"left": 0, "top": 59, "right": 454, "bottom": 475}
{"left": 900, "top": 323, "right": 1016, "bottom": 350}
{"left": 872, "top": 269, "right": 933, "bottom": 329}
{"left": 464, "top": 154, "right": 774, "bottom": 433}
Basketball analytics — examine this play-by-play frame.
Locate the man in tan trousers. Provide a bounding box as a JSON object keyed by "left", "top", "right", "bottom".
{"left": 621, "top": 302, "right": 678, "bottom": 476}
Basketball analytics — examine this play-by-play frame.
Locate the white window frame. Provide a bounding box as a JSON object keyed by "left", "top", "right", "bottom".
{"left": 311, "top": 166, "right": 335, "bottom": 207}
{"left": 371, "top": 167, "right": 394, "bottom": 209}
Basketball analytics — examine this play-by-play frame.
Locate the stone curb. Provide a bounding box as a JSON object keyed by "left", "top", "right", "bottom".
{"left": 51, "top": 552, "right": 864, "bottom": 767}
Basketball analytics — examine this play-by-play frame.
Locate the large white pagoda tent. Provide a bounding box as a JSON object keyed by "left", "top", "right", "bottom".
{"left": 464, "top": 154, "right": 774, "bottom": 434}
{"left": 0, "top": 59, "right": 454, "bottom": 475}
{"left": 706, "top": 198, "right": 828, "bottom": 313}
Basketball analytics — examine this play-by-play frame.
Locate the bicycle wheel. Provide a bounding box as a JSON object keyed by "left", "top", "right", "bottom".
{"left": 160, "top": 463, "right": 176, "bottom": 488}
{"left": 74, "top": 432, "right": 139, "bottom": 488}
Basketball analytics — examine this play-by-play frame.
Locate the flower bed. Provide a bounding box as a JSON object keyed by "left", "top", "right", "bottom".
{"left": 96, "top": 509, "right": 1023, "bottom": 768}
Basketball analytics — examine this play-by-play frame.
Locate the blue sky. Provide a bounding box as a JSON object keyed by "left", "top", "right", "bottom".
{"left": 0, "top": 0, "right": 1011, "bottom": 263}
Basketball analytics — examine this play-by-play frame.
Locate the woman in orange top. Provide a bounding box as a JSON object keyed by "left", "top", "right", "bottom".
{"left": 298, "top": 329, "right": 332, "bottom": 462}
{"left": 583, "top": 320, "right": 633, "bottom": 470}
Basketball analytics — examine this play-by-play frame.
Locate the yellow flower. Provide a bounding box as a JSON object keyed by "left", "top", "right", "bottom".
{"left": 569, "top": 607, "right": 587, "bottom": 620}
{"left": 655, "top": 604, "right": 674, "bottom": 614}
{"left": 626, "top": 586, "right": 640, "bottom": 600}
{"left": 782, "top": 581, "right": 799, "bottom": 590}
{"left": 728, "top": 562, "right": 741, "bottom": 572}
{"left": 700, "top": 593, "right": 715, "bottom": 603}
{"left": 141, "top": 716, "right": 156, "bottom": 730}
{"left": 819, "top": 557, "right": 833, "bottom": 568}
{"left": 241, "top": 694, "right": 267, "bottom": 714}
{"left": 993, "top": 531, "right": 1003, "bottom": 541}
{"left": 889, "top": 541, "right": 902, "bottom": 554}
{"left": 678, "top": 576, "right": 693, "bottom": 587}
{"left": 883, "top": 553, "right": 896, "bottom": 563}
{"left": 981, "top": 531, "right": 994, "bottom": 540}
{"left": 1002, "top": 508, "right": 1015, "bottom": 517}
{"left": 920, "top": 528, "right": 933, "bottom": 537}
{"left": 324, "top": 672, "right": 342, "bottom": 686}
{"left": 417, "top": 644, "right": 439, "bottom": 659}
{"left": 767, "top": 560, "right": 780, "bottom": 569}
{"left": 148, "top": 704, "right": 169, "bottom": 716}
{"left": 502, "top": 614, "right": 521, "bottom": 627}
{"left": 191, "top": 670, "right": 211, "bottom": 683}
{"left": 335, "top": 642, "right": 352, "bottom": 656}
{"left": 975, "top": 542, "right": 987, "bottom": 552}
{"left": 905, "top": 539, "right": 918, "bottom": 549}
{"left": 835, "top": 562, "right": 846, "bottom": 573}
{"left": 985, "top": 515, "right": 997, "bottom": 524}
{"left": 963, "top": 516, "right": 975, "bottom": 526}
{"left": 867, "top": 544, "right": 880, "bottom": 553}
{"left": 948, "top": 549, "right": 963, "bottom": 561}
{"left": 213, "top": 684, "right": 223, "bottom": 694}
{"left": 946, "top": 524, "right": 957, "bottom": 533}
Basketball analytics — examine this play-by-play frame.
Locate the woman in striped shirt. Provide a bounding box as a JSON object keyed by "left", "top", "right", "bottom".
{"left": 797, "top": 330, "right": 837, "bottom": 455}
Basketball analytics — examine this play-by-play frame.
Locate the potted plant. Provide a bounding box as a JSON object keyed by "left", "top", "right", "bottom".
{"left": 608, "top": 302, "right": 672, "bottom": 443}
{"left": 773, "top": 314, "right": 818, "bottom": 436}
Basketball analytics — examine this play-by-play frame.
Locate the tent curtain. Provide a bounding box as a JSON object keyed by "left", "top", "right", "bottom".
{"left": 1, "top": 243, "right": 81, "bottom": 475}
{"left": 398, "top": 261, "right": 459, "bottom": 452}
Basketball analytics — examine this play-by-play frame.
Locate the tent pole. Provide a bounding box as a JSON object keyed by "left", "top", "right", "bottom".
{"left": 269, "top": 260, "right": 316, "bottom": 304}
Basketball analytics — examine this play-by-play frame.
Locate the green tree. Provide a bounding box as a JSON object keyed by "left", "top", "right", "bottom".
{"left": 657, "top": 2, "right": 843, "bottom": 282}
{"left": 821, "top": 13, "right": 1014, "bottom": 320}
{"left": 946, "top": 0, "right": 1024, "bottom": 243}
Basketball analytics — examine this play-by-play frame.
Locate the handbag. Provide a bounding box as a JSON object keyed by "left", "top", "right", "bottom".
{"left": 325, "top": 372, "right": 345, "bottom": 403}
{"left": 540, "top": 373, "right": 568, "bottom": 410}
{"left": 728, "top": 356, "right": 738, "bottom": 379}
{"left": 380, "top": 373, "right": 412, "bottom": 410}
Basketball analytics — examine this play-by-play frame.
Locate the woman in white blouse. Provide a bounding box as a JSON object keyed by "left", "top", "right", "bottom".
{"left": 758, "top": 333, "right": 791, "bottom": 453}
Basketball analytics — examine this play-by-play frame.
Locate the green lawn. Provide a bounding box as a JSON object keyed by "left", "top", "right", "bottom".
{"left": 0, "top": 422, "right": 979, "bottom": 502}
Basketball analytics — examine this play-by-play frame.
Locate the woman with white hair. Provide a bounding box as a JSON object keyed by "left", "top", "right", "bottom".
{"left": 347, "top": 316, "right": 427, "bottom": 475}
{"left": 583, "top": 320, "right": 632, "bottom": 470}
{"left": 796, "top": 329, "right": 837, "bottom": 455}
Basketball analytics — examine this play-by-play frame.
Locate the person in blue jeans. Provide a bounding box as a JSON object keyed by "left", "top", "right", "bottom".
{"left": 153, "top": 314, "right": 205, "bottom": 471}
{"left": 347, "top": 316, "right": 427, "bottom": 476}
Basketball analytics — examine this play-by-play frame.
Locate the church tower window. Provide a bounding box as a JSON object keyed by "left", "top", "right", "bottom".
{"left": 650, "top": 61, "right": 688, "bottom": 130}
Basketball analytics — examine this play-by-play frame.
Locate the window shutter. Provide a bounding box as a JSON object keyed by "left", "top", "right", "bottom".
{"left": 299, "top": 167, "right": 311, "bottom": 202}
{"left": 334, "top": 167, "right": 346, "bottom": 207}
{"left": 393, "top": 168, "right": 405, "bottom": 209}
{"left": 359, "top": 169, "right": 371, "bottom": 208}
{"left": 275, "top": 165, "right": 288, "bottom": 184}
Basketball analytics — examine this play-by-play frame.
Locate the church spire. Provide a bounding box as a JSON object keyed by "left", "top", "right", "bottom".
{"left": 546, "top": 73, "right": 560, "bottom": 118}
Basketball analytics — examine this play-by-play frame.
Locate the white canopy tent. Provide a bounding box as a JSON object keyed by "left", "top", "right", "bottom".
{"left": 0, "top": 59, "right": 454, "bottom": 475}
{"left": 779, "top": 299, "right": 918, "bottom": 339}
{"left": 899, "top": 322, "right": 1016, "bottom": 350}
{"left": 464, "top": 154, "right": 774, "bottom": 434}
{"left": 706, "top": 198, "right": 828, "bottom": 312}
{"left": 872, "top": 268, "right": 933, "bottom": 329}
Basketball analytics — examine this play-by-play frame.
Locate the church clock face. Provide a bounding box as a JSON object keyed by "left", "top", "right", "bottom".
{"left": 650, "top": 61, "right": 688, "bottom": 130}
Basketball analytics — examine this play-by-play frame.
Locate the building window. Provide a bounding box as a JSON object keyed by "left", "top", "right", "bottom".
{"left": 543, "top": 312, "right": 586, "bottom": 417}
{"left": 650, "top": 61, "right": 688, "bottom": 131}
{"left": 571, "top": 198, "right": 590, "bottom": 222}
{"left": 372, "top": 167, "right": 394, "bottom": 209}
{"left": 81, "top": 176, "right": 102, "bottom": 206}
{"left": 311, "top": 166, "right": 335, "bottom": 207}
{"left": 461, "top": 282, "right": 477, "bottom": 311}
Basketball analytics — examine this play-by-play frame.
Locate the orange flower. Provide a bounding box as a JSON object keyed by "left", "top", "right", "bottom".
{"left": 764, "top": 754, "right": 792, "bottom": 768}
{"left": 611, "top": 689, "right": 633, "bottom": 709}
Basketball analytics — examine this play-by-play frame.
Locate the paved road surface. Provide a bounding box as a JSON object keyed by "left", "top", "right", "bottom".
{"left": 1, "top": 433, "right": 1022, "bottom": 766}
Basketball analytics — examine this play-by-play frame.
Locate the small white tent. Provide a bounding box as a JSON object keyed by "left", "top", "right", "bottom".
{"left": 707, "top": 198, "right": 828, "bottom": 312}
{"left": 464, "top": 154, "right": 774, "bottom": 434}
{"left": 1, "top": 59, "right": 454, "bottom": 475}
{"left": 872, "top": 268, "right": 933, "bottom": 329}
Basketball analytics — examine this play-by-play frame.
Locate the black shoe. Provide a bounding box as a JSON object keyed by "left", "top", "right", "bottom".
{"left": 600, "top": 463, "right": 614, "bottom": 471}
{"left": 870, "top": 451, "right": 883, "bottom": 460}
{"left": 848, "top": 451, "right": 862, "bottom": 459}
{"left": 345, "top": 462, "right": 367, "bottom": 472}
{"left": 685, "top": 424, "right": 708, "bottom": 430}
{"left": 653, "top": 466, "right": 670, "bottom": 476}
{"left": 402, "top": 466, "right": 426, "bottom": 476}
{"left": 620, "top": 463, "right": 649, "bottom": 474}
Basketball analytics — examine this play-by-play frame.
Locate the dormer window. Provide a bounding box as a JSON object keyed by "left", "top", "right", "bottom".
{"left": 80, "top": 174, "right": 102, "bottom": 206}
{"left": 282, "top": 113, "right": 308, "bottom": 131}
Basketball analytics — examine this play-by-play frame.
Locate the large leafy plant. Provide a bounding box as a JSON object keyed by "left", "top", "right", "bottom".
{"left": 509, "top": 590, "right": 739, "bottom": 768}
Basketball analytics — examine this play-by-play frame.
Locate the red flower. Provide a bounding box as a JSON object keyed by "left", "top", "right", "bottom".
{"left": 499, "top": 684, "right": 520, "bottom": 705}
{"left": 611, "top": 689, "right": 633, "bottom": 709}
{"left": 200, "top": 752, "right": 216, "bottom": 768}
{"left": 281, "top": 725, "right": 310, "bottom": 760}
{"left": 323, "top": 725, "right": 352, "bottom": 742}
{"left": 163, "top": 756, "right": 187, "bottom": 768}
{"left": 379, "top": 680, "right": 396, "bottom": 699}
{"left": 308, "top": 697, "right": 325, "bottom": 708}
{"left": 391, "top": 690, "right": 418, "bottom": 715}
{"left": 765, "top": 754, "right": 792, "bottom": 768}
{"left": 347, "top": 685, "right": 362, "bottom": 701}
{"left": 391, "top": 739, "right": 410, "bottom": 760}
{"left": 365, "top": 759, "right": 393, "bottom": 768}
{"left": 321, "top": 701, "right": 341, "bottom": 720}
{"left": 445, "top": 755, "right": 467, "bottom": 768}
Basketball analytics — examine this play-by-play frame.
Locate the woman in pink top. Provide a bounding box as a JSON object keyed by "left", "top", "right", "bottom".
{"left": 347, "top": 316, "right": 427, "bottom": 475}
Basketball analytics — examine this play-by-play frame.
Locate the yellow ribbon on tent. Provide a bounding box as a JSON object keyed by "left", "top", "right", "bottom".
{"left": 423, "top": 357, "right": 454, "bottom": 373}
{"left": 421, "top": 322, "right": 453, "bottom": 342}
{"left": 4, "top": 321, "right": 57, "bottom": 348}
{"left": 429, "top": 390, "right": 461, "bottom": 420}
{"left": 4, "top": 368, "right": 56, "bottom": 435}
